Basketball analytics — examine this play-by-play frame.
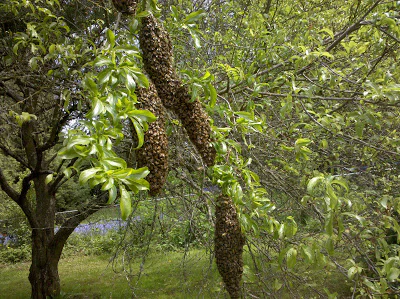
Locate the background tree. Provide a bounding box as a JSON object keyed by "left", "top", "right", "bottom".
{"left": 0, "top": 1, "right": 154, "bottom": 297}
{"left": 157, "top": 0, "right": 400, "bottom": 296}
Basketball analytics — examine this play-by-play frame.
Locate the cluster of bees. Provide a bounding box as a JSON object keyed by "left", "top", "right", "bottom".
{"left": 134, "top": 83, "right": 168, "bottom": 196}
{"left": 215, "top": 195, "right": 245, "bottom": 299}
{"left": 139, "top": 14, "right": 216, "bottom": 168}
{"left": 112, "top": 2, "right": 244, "bottom": 297}
{"left": 111, "top": 0, "right": 138, "bottom": 15}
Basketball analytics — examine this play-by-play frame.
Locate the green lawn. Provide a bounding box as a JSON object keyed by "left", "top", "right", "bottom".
{"left": 0, "top": 250, "right": 226, "bottom": 298}
{"left": 0, "top": 247, "right": 352, "bottom": 298}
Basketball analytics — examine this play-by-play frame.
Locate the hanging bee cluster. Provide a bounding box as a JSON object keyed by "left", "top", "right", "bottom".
{"left": 215, "top": 195, "right": 245, "bottom": 299}
{"left": 138, "top": 14, "right": 180, "bottom": 109}
{"left": 111, "top": 0, "right": 138, "bottom": 15}
{"left": 112, "top": 8, "right": 244, "bottom": 298}
{"left": 139, "top": 14, "right": 216, "bottom": 167}
{"left": 134, "top": 82, "right": 169, "bottom": 196}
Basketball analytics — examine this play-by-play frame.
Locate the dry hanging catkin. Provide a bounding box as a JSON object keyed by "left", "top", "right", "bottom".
{"left": 111, "top": 0, "right": 138, "bottom": 15}
{"left": 139, "top": 14, "right": 216, "bottom": 167}
{"left": 215, "top": 195, "right": 245, "bottom": 299}
{"left": 134, "top": 82, "right": 169, "bottom": 196}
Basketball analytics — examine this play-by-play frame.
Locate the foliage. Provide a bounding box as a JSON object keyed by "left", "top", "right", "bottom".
{"left": 1, "top": 0, "right": 400, "bottom": 297}
{"left": 0, "top": 0, "right": 154, "bottom": 221}
{"left": 160, "top": 0, "right": 400, "bottom": 296}
{"left": 0, "top": 244, "right": 31, "bottom": 264}
{"left": 65, "top": 227, "right": 123, "bottom": 256}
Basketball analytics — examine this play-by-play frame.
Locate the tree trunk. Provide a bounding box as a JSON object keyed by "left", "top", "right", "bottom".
{"left": 28, "top": 176, "right": 62, "bottom": 299}
{"left": 29, "top": 230, "right": 61, "bottom": 298}
{"left": 26, "top": 175, "right": 107, "bottom": 298}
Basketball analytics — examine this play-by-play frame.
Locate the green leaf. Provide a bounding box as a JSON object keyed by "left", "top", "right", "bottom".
{"left": 330, "top": 178, "right": 349, "bottom": 192}
{"left": 106, "top": 29, "right": 115, "bottom": 48}
{"left": 119, "top": 185, "right": 132, "bottom": 220}
{"left": 325, "top": 212, "right": 333, "bottom": 235}
{"left": 301, "top": 245, "right": 314, "bottom": 263}
{"left": 102, "top": 157, "right": 127, "bottom": 169}
{"left": 307, "top": 176, "right": 324, "bottom": 194}
{"left": 93, "top": 56, "right": 113, "bottom": 67}
{"left": 128, "top": 110, "right": 157, "bottom": 123}
{"left": 63, "top": 168, "right": 72, "bottom": 179}
{"left": 13, "top": 41, "right": 25, "bottom": 55}
{"left": 127, "top": 167, "right": 150, "bottom": 180}
{"left": 319, "top": 28, "right": 334, "bottom": 39}
{"left": 66, "top": 135, "right": 93, "bottom": 148}
{"left": 235, "top": 111, "right": 254, "bottom": 121}
{"left": 295, "top": 138, "right": 311, "bottom": 147}
{"left": 209, "top": 83, "right": 217, "bottom": 107}
{"left": 326, "top": 184, "right": 338, "bottom": 209}
{"left": 58, "top": 147, "right": 79, "bottom": 159}
{"left": 347, "top": 266, "right": 358, "bottom": 279}
{"left": 273, "top": 279, "right": 283, "bottom": 291}
{"left": 387, "top": 267, "right": 400, "bottom": 281}
{"left": 355, "top": 121, "right": 364, "bottom": 138}
{"left": 325, "top": 237, "right": 334, "bottom": 255}
{"left": 135, "top": 11, "right": 150, "bottom": 18}
{"left": 121, "top": 177, "right": 149, "bottom": 193}
{"left": 134, "top": 72, "right": 149, "bottom": 88}
{"left": 286, "top": 247, "right": 297, "bottom": 269}
{"left": 184, "top": 10, "right": 205, "bottom": 24}
{"left": 79, "top": 167, "right": 102, "bottom": 185}
{"left": 125, "top": 73, "right": 136, "bottom": 90}
{"left": 45, "top": 174, "right": 53, "bottom": 185}
{"left": 84, "top": 77, "right": 98, "bottom": 93}
{"left": 131, "top": 119, "right": 144, "bottom": 149}
{"left": 97, "top": 68, "right": 113, "bottom": 85}
{"left": 48, "top": 44, "right": 56, "bottom": 54}
{"left": 90, "top": 98, "right": 105, "bottom": 117}
{"left": 285, "top": 216, "right": 298, "bottom": 238}
{"left": 191, "top": 31, "right": 201, "bottom": 48}
{"left": 101, "top": 178, "right": 114, "bottom": 191}
{"left": 280, "top": 95, "right": 293, "bottom": 117}
{"left": 108, "top": 185, "right": 117, "bottom": 204}
{"left": 215, "top": 141, "right": 227, "bottom": 154}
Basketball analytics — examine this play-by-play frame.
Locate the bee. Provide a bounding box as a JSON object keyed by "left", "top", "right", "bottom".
{"left": 112, "top": 0, "right": 137, "bottom": 15}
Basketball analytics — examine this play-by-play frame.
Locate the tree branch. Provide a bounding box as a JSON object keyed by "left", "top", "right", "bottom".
{"left": 297, "top": 0, "right": 383, "bottom": 74}
{"left": 0, "top": 167, "right": 19, "bottom": 202}
{"left": 0, "top": 80, "right": 25, "bottom": 103}
{"left": 19, "top": 172, "right": 35, "bottom": 204}
{"left": 37, "top": 107, "right": 70, "bottom": 153}
{"left": 49, "top": 158, "right": 78, "bottom": 193}
{"left": 50, "top": 193, "right": 109, "bottom": 260}
{"left": 0, "top": 143, "right": 30, "bottom": 169}
{"left": 298, "top": 98, "right": 400, "bottom": 157}
{"left": 325, "top": 0, "right": 383, "bottom": 52}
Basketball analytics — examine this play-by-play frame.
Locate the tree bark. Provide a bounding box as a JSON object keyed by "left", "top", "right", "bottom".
{"left": 26, "top": 176, "right": 108, "bottom": 298}
{"left": 29, "top": 231, "right": 61, "bottom": 298}
{"left": 28, "top": 175, "right": 61, "bottom": 298}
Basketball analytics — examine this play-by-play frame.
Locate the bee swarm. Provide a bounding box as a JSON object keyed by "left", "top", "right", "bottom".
{"left": 139, "top": 14, "right": 216, "bottom": 167}
{"left": 215, "top": 195, "right": 245, "bottom": 299}
{"left": 111, "top": 0, "right": 138, "bottom": 15}
{"left": 134, "top": 82, "right": 169, "bottom": 196}
{"left": 139, "top": 14, "right": 180, "bottom": 109}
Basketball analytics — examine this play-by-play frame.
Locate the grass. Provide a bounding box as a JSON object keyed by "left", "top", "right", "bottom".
{"left": 0, "top": 250, "right": 226, "bottom": 298}
{"left": 0, "top": 248, "right": 353, "bottom": 298}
